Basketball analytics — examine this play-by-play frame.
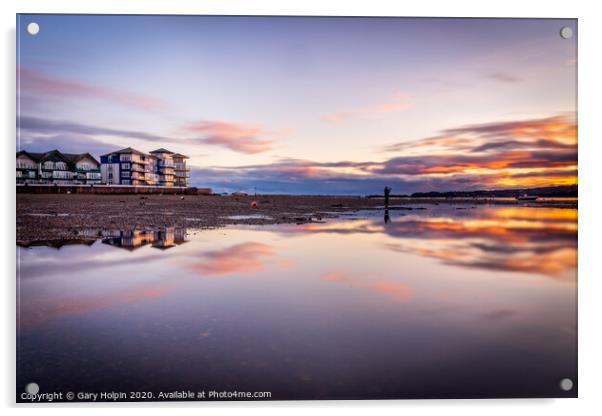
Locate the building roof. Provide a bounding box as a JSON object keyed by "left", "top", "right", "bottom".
{"left": 149, "top": 148, "right": 174, "bottom": 155}
{"left": 100, "top": 147, "right": 147, "bottom": 157}
{"left": 17, "top": 150, "right": 43, "bottom": 162}
{"left": 17, "top": 149, "right": 99, "bottom": 167}
{"left": 62, "top": 152, "right": 100, "bottom": 165}
{"left": 172, "top": 153, "right": 189, "bottom": 159}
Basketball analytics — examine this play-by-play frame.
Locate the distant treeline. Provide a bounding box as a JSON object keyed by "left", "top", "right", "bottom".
{"left": 367, "top": 185, "right": 577, "bottom": 198}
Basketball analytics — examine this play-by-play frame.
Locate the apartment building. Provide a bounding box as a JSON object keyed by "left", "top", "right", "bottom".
{"left": 149, "top": 148, "right": 175, "bottom": 186}
{"left": 100, "top": 147, "right": 150, "bottom": 185}
{"left": 100, "top": 147, "right": 189, "bottom": 187}
{"left": 16, "top": 150, "right": 101, "bottom": 185}
{"left": 172, "top": 153, "right": 190, "bottom": 187}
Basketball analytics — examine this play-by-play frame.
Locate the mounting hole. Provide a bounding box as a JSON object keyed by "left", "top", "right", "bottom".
{"left": 25, "top": 382, "right": 39, "bottom": 395}
{"left": 560, "top": 378, "right": 574, "bottom": 391}
{"left": 27, "top": 22, "right": 40, "bottom": 35}
{"left": 560, "top": 26, "right": 573, "bottom": 39}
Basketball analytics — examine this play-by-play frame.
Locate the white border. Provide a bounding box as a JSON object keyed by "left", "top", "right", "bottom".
{"left": 3, "top": 1, "right": 601, "bottom": 415}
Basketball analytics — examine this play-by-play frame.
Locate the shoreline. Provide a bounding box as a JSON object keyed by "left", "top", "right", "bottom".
{"left": 16, "top": 194, "right": 578, "bottom": 244}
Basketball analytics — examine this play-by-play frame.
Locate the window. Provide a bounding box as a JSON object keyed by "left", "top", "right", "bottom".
{"left": 53, "top": 171, "right": 71, "bottom": 179}
{"left": 120, "top": 154, "right": 132, "bottom": 161}
{"left": 121, "top": 171, "right": 130, "bottom": 178}
{"left": 43, "top": 161, "right": 54, "bottom": 170}
{"left": 16, "top": 159, "right": 36, "bottom": 169}
{"left": 78, "top": 162, "right": 95, "bottom": 171}
{"left": 122, "top": 163, "right": 131, "bottom": 170}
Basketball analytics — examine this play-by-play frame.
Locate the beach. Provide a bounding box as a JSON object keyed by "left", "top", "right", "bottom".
{"left": 16, "top": 193, "right": 577, "bottom": 244}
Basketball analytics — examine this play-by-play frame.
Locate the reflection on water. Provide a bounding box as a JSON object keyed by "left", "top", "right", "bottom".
{"left": 16, "top": 205, "right": 577, "bottom": 400}
{"left": 102, "top": 228, "right": 187, "bottom": 251}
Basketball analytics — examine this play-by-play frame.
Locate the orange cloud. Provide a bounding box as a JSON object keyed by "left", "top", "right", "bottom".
{"left": 322, "top": 93, "right": 412, "bottom": 123}
{"left": 188, "top": 120, "right": 274, "bottom": 154}
{"left": 376, "top": 113, "right": 577, "bottom": 188}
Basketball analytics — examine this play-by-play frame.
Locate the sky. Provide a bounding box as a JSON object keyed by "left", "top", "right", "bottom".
{"left": 17, "top": 15, "right": 577, "bottom": 194}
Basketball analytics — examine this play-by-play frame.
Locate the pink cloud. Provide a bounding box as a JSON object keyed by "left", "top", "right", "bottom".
{"left": 18, "top": 67, "right": 166, "bottom": 110}
{"left": 189, "top": 242, "right": 275, "bottom": 276}
{"left": 188, "top": 120, "right": 274, "bottom": 154}
{"left": 322, "top": 93, "right": 413, "bottom": 123}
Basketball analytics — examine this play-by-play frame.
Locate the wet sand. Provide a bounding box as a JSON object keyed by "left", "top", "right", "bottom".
{"left": 16, "top": 194, "right": 577, "bottom": 244}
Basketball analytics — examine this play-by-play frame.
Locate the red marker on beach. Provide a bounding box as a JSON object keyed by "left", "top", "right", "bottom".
{"left": 250, "top": 201, "right": 258, "bottom": 207}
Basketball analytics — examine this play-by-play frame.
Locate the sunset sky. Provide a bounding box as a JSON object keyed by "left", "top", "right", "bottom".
{"left": 17, "top": 15, "right": 577, "bottom": 194}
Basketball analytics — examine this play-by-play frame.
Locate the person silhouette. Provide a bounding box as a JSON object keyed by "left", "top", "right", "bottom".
{"left": 384, "top": 186, "right": 392, "bottom": 208}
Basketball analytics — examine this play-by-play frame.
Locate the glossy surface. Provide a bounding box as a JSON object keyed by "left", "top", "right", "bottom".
{"left": 17, "top": 205, "right": 577, "bottom": 400}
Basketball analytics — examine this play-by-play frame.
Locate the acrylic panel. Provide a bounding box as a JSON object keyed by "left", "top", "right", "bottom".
{"left": 16, "top": 14, "right": 577, "bottom": 402}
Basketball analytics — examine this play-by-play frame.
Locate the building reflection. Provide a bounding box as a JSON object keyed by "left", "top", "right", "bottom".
{"left": 102, "top": 227, "right": 187, "bottom": 251}
{"left": 18, "top": 239, "right": 96, "bottom": 249}
{"left": 18, "top": 228, "right": 189, "bottom": 250}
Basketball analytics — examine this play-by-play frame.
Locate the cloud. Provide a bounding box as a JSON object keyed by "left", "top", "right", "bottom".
{"left": 321, "top": 93, "right": 412, "bottom": 123}
{"left": 443, "top": 114, "right": 577, "bottom": 141}
{"left": 18, "top": 112, "right": 577, "bottom": 194}
{"left": 19, "top": 67, "right": 166, "bottom": 110}
{"left": 375, "top": 149, "right": 577, "bottom": 175}
{"left": 386, "top": 114, "right": 576, "bottom": 153}
{"left": 19, "top": 133, "right": 119, "bottom": 156}
{"left": 187, "top": 120, "right": 274, "bottom": 154}
{"left": 191, "top": 117, "right": 577, "bottom": 192}
{"left": 19, "top": 115, "right": 171, "bottom": 143}
{"left": 18, "top": 115, "right": 279, "bottom": 158}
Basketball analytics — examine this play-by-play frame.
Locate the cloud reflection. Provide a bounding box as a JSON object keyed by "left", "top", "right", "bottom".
{"left": 279, "top": 206, "right": 577, "bottom": 278}
{"left": 188, "top": 242, "right": 276, "bottom": 276}
{"left": 322, "top": 272, "right": 413, "bottom": 303}
{"left": 18, "top": 283, "right": 173, "bottom": 329}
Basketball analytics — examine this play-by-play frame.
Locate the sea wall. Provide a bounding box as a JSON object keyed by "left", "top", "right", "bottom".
{"left": 16, "top": 184, "right": 212, "bottom": 195}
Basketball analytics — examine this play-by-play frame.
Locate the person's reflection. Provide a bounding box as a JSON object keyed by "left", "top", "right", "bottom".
{"left": 384, "top": 185, "right": 392, "bottom": 224}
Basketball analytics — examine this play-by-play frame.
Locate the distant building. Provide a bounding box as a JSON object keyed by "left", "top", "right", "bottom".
{"left": 100, "top": 147, "right": 189, "bottom": 187}
{"left": 100, "top": 147, "right": 150, "bottom": 185}
{"left": 149, "top": 148, "right": 176, "bottom": 186}
{"left": 16, "top": 150, "right": 101, "bottom": 185}
{"left": 172, "top": 153, "right": 190, "bottom": 187}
